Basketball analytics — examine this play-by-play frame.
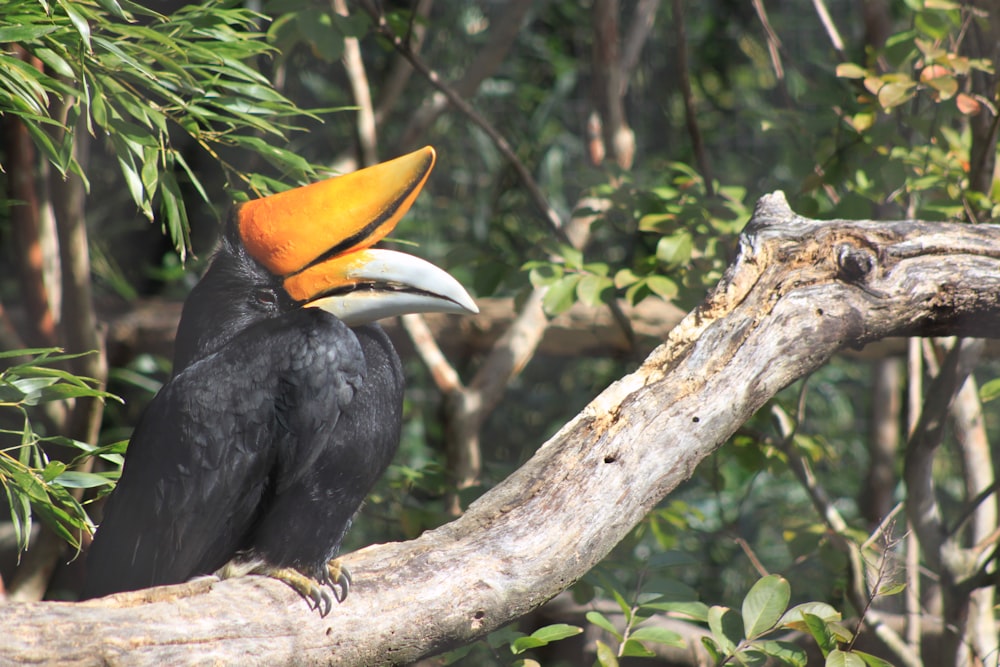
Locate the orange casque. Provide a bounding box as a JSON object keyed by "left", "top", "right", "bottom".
{"left": 237, "top": 147, "right": 436, "bottom": 302}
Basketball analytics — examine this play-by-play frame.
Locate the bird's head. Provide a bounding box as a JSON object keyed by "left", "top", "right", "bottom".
{"left": 174, "top": 147, "right": 478, "bottom": 372}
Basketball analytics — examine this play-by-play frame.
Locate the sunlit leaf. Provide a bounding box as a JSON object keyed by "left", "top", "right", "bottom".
{"left": 594, "top": 640, "right": 619, "bottom": 667}
{"left": 629, "top": 625, "right": 685, "bottom": 647}
{"left": 826, "top": 649, "right": 866, "bottom": 667}
{"left": 956, "top": 93, "right": 982, "bottom": 115}
{"left": 835, "top": 63, "right": 866, "bottom": 79}
{"left": 585, "top": 611, "right": 622, "bottom": 640}
{"left": 877, "top": 81, "right": 916, "bottom": 109}
{"left": 742, "top": 575, "right": 790, "bottom": 639}
{"left": 980, "top": 378, "right": 1000, "bottom": 403}
{"left": 542, "top": 274, "right": 581, "bottom": 316}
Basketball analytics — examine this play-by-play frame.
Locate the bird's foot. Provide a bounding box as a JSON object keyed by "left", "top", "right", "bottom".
{"left": 215, "top": 558, "right": 349, "bottom": 617}
{"left": 327, "top": 558, "right": 351, "bottom": 602}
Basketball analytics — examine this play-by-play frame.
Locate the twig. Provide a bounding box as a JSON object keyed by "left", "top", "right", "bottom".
{"left": 671, "top": 0, "right": 714, "bottom": 196}
{"left": 810, "top": 0, "right": 847, "bottom": 62}
{"left": 619, "top": 0, "right": 660, "bottom": 87}
{"left": 750, "top": 0, "right": 784, "bottom": 82}
{"left": 359, "top": 0, "right": 571, "bottom": 246}
{"left": 735, "top": 537, "right": 769, "bottom": 578}
{"left": 905, "top": 337, "right": 922, "bottom": 656}
{"left": 772, "top": 404, "right": 924, "bottom": 667}
{"left": 373, "top": 0, "right": 432, "bottom": 128}
{"left": 397, "top": 0, "right": 532, "bottom": 150}
{"left": 400, "top": 313, "right": 464, "bottom": 394}
{"left": 334, "top": 0, "right": 378, "bottom": 166}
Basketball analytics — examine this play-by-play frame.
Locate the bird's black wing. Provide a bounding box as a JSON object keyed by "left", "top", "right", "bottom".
{"left": 242, "top": 323, "right": 405, "bottom": 576}
{"left": 83, "top": 309, "right": 364, "bottom": 598}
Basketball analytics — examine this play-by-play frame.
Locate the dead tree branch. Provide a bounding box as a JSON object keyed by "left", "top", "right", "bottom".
{"left": 4, "top": 194, "right": 1000, "bottom": 665}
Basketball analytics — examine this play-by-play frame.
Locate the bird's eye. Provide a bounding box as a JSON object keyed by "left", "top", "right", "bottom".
{"left": 253, "top": 288, "right": 278, "bottom": 308}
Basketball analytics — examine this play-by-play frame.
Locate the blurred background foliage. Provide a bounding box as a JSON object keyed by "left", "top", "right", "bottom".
{"left": 1, "top": 0, "right": 999, "bottom": 664}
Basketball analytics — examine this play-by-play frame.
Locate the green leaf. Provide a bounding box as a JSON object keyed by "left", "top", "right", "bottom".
{"left": 641, "top": 600, "right": 709, "bottom": 622}
{"left": 0, "top": 25, "right": 60, "bottom": 42}
{"left": 835, "top": 63, "right": 867, "bottom": 79}
{"left": 803, "top": 612, "right": 835, "bottom": 657}
{"left": 979, "top": 377, "right": 1000, "bottom": 403}
{"left": 620, "top": 639, "right": 656, "bottom": 657}
{"left": 33, "top": 48, "right": 75, "bottom": 78}
{"left": 779, "top": 601, "right": 841, "bottom": 629}
{"left": 510, "top": 623, "right": 582, "bottom": 653}
{"left": 0, "top": 348, "right": 62, "bottom": 361}
{"left": 95, "top": 0, "right": 129, "bottom": 20}
{"left": 577, "top": 274, "right": 612, "bottom": 307}
{"left": 707, "top": 605, "right": 742, "bottom": 655}
{"left": 42, "top": 460, "right": 67, "bottom": 483}
{"left": 645, "top": 275, "right": 679, "bottom": 300}
{"left": 53, "top": 470, "right": 117, "bottom": 489}
{"left": 585, "top": 611, "right": 622, "bottom": 640}
{"left": 655, "top": 232, "right": 693, "bottom": 268}
{"left": 542, "top": 274, "right": 581, "bottom": 316}
{"left": 613, "top": 268, "right": 640, "bottom": 289}
{"left": 528, "top": 262, "right": 562, "bottom": 288}
{"left": 826, "top": 649, "right": 866, "bottom": 667}
{"left": 594, "top": 640, "right": 619, "bottom": 667}
{"left": 877, "top": 81, "right": 915, "bottom": 109}
{"left": 742, "top": 574, "right": 790, "bottom": 639}
{"left": 852, "top": 650, "right": 895, "bottom": 667}
{"left": 628, "top": 625, "right": 685, "bottom": 647}
{"left": 700, "top": 636, "right": 723, "bottom": 663}
{"left": 876, "top": 582, "right": 906, "bottom": 596}
{"left": 754, "top": 640, "right": 807, "bottom": 667}
{"left": 509, "top": 637, "right": 545, "bottom": 654}
{"left": 57, "top": 0, "right": 93, "bottom": 51}
{"left": 528, "top": 623, "right": 582, "bottom": 643}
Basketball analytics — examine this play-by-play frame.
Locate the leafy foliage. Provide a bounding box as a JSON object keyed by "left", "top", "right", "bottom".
{"left": 0, "top": 349, "right": 123, "bottom": 553}
{"left": 1, "top": 0, "right": 324, "bottom": 258}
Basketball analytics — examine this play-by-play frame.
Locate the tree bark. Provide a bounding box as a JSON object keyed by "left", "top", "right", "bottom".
{"left": 3, "top": 192, "right": 1000, "bottom": 665}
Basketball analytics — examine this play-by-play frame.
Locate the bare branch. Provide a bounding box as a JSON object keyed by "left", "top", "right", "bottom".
{"left": 672, "top": 0, "right": 713, "bottom": 195}
{"left": 4, "top": 194, "right": 1000, "bottom": 664}
{"left": 373, "top": 0, "right": 432, "bottom": 128}
{"left": 360, "top": 1, "right": 571, "bottom": 245}
{"left": 334, "top": 0, "right": 377, "bottom": 166}
{"left": 810, "top": 0, "right": 847, "bottom": 61}
{"left": 395, "top": 0, "right": 532, "bottom": 149}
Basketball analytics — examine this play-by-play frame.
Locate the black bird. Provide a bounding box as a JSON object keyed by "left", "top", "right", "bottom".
{"left": 83, "top": 147, "right": 477, "bottom": 613}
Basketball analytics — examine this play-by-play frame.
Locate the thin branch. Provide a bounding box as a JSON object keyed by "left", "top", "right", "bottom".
{"left": 810, "top": 0, "right": 847, "bottom": 61}
{"left": 903, "top": 338, "right": 985, "bottom": 571}
{"left": 359, "top": 1, "right": 571, "bottom": 246}
{"left": 373, "top": 0, "right": 433, "bottom": 129}
{"left": 400, "top": 313, "right": 463, "bottom": 394}
{"left": 750, "top": 0, "right": 784, "bottom": 82}
{"left": 619, "top": 0, "right": 660, "bottom": 85}
{"left": 334, "top": 0, "right": 377, "bottom": 166}
{"left": 671, "top": 0, "right": 714, "bottom": 196}
{"left": 773, "top": 404, "right": 924, "bottom": 667}
{"left": 905, "top": 337, "right": 922, "bottom": 656}
{"left": 395, "top": 0, "right": 532, "bottom": 150}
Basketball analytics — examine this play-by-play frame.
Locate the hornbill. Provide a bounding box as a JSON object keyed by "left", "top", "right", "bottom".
{"left": 83, "top": 147, "right": 476, "bottom": 614}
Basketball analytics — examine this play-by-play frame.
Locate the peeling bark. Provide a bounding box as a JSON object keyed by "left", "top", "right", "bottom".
{"left": 3, "top": 193, "right": 1000, "bottom": 665}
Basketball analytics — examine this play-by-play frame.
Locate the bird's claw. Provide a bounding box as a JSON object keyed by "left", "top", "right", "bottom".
{"left": 327, "top": 558, "right": 351, "bottom": 603}
{"left": 217, "top": 559, "right": 346, "bottom": 617}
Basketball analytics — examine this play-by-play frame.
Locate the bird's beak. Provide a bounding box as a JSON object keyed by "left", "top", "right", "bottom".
{"left": 237, "top": 146, "right": 478, "bottom": 326}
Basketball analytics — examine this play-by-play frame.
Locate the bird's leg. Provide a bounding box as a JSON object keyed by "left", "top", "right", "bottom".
{"left": 327, "top": 558, "right": 351, "bottom": 602}
{"left": 215, "top": 558, "right": 345, "bottom": 616}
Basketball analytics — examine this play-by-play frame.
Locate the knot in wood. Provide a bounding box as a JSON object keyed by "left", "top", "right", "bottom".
{"left": 835, "top": 243, "right": 875, "bottom": 284}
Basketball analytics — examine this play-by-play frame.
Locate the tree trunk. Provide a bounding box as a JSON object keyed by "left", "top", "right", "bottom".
{"left": 3, "top": 192, "right": 1000, "bottom": 666}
